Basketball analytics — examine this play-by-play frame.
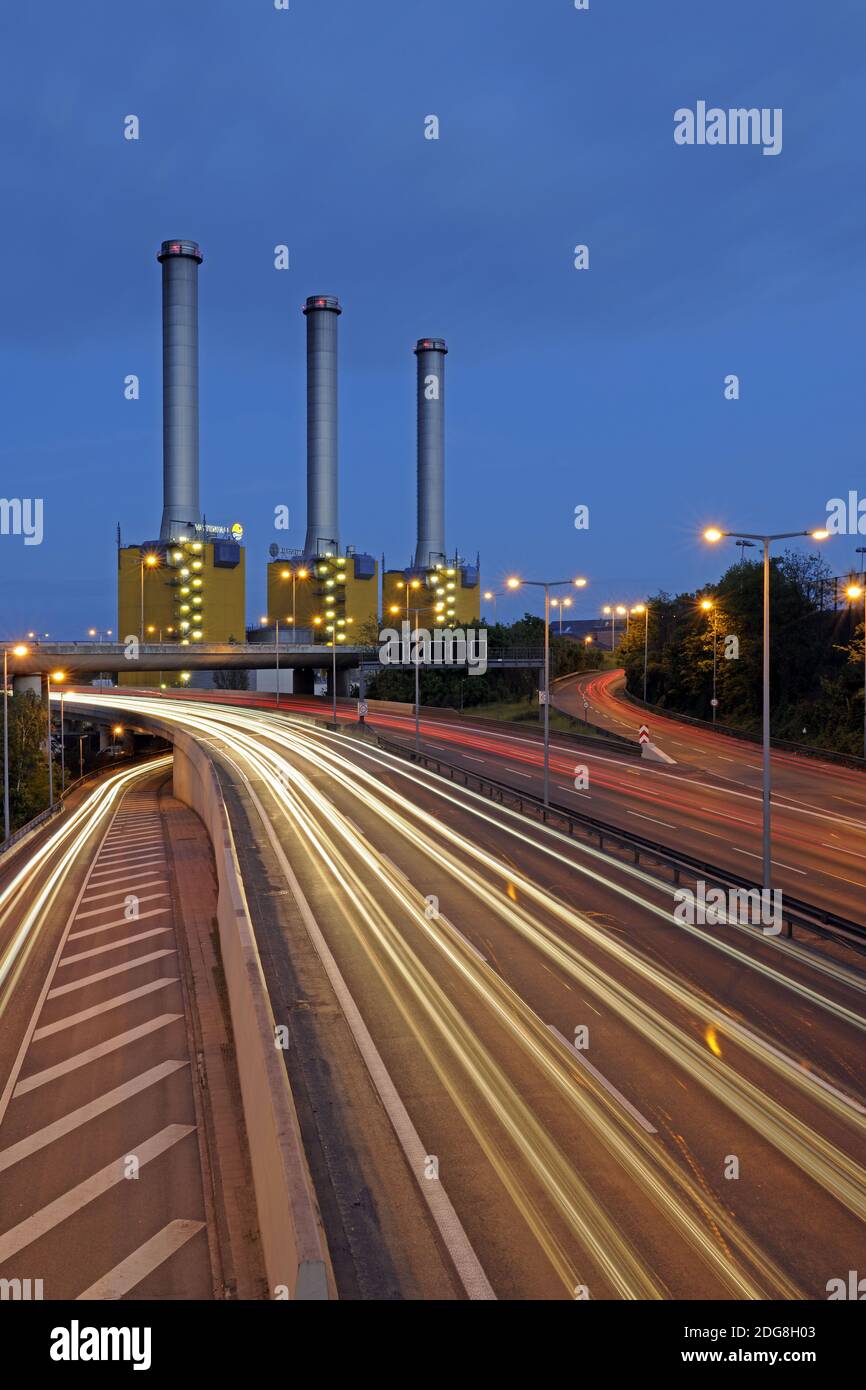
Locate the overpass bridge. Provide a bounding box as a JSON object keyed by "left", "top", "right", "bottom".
{"left": 2, "top": 640, "right": 544, "bottom": 681}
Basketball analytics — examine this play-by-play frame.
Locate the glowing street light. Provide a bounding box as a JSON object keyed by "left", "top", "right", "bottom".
{"left": 703, "top": 524, "right": 831, "bottom": 890}
{"left": 3, "top": 642, "right": 29, "bottom": 840}
{"left": 846, "top": 583, "right": 866, "bottom": 760}
{"left": 140, "top": 552, "right": 160, "bottom": 640}
{"left": 505, "top": 576, "right": 591, "bottom": 807}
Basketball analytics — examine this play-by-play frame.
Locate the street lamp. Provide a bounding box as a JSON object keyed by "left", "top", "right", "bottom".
{"left": 404, "top": 578, "right": 422, "bottom": 619}
{"left": 506, "top": 576, "right": 589, "bottom": 807}
{"left": 51, "top": 671, "right": 67, "bottom": 792}
{"left": 140, "top": 553, "right": 159, "bottom": 640}
{"left": 3, "top": 643, "right": 28, "bottom": 841}
{"left": 846, "top": 584, "right": 866, "bottom": 760}
{"left": 280, "top": 566, "right": 309, "bottom": 640}
{"left": 700, "top": 598, "right": 718, "bottom": 723}
{"left": 551, "top": 596, "right": 573, "bottom": 635}
{"left": 602, "top": 604, "right": 627, "bottom": 650}
{"left": 261, "top": 615, "right": 283, "bottom": 707}
{"left": 632, "top": 604, "right": 649, "bottom": 701}
{"left": 704, "top": 525, "right": 830, "bottom": 890}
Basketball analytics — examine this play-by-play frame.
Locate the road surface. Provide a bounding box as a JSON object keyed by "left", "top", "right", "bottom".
{"left": 53, "top": 690, "right": 866, "bottom": 1300}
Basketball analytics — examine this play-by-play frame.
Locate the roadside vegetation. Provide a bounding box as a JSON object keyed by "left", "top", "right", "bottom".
{"left": 618, "top": 553, "right": 865, "bottom": 756}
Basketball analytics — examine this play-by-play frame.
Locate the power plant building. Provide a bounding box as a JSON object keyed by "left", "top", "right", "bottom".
{"left": 116, "top": 241, "right": 246, "bottom": 686}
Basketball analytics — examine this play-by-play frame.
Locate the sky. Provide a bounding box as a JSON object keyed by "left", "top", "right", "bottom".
{"left": 1, "top": 0, "right": 864, "bottom": 636}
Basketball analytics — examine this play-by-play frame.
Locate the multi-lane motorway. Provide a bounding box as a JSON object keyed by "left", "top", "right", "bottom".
{"left": 30, "top": 688, "right": 866, "bottom": 1301}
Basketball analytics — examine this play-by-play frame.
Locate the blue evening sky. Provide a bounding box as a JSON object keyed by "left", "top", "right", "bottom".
{"left": 1, "top": 0, "right": 864, "bottom": 635}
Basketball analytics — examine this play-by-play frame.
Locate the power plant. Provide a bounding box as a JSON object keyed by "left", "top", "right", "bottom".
{"left": 117, "top": 241, "right": 246, "bottom": 687}
{"left": 118, "top": 243, "right": 479, "bottom": 689}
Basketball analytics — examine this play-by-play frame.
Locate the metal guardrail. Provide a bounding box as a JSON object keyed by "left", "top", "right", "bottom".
{"left": 371, "top": 731, "right": 866, "bottom": 955}
{"left": 0, "top": 802, "right": 63, "bottom": 855}
{"left": 616, "top": 682, "right": 866, "bottom": 772}
{"left": 0, "top": 750, "right": 168, "bottom": 858}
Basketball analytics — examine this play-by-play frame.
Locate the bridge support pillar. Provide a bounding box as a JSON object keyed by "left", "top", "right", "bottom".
{"left": 327, "top": 667, "right": 351, "bottom": 698}
{"left": 12, "top": 674, "right": 42, "bottom": 698}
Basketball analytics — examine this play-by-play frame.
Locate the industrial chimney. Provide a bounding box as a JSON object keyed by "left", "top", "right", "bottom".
{"left": 302, "top": 295, "right": 341, "bottom": 556}
{"left": 413, "top": 338, "right": 448, "bottom": 570}
{"left": 157, "top": 240, "right": 203, "bottom": 542}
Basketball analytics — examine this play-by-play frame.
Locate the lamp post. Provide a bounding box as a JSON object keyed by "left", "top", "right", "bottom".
{"left": 261, "top": 616, "right": 282, "bottom": 707}
{"left": 632, "top": 604, "right": 649, "bottom": 702}
{"left": 411, "top": 606, "right": 422, "bottom": 753}
{"left": 3, "top": 643, "right": 28, "bottom": 841}
{"left": 845, "top": 583, "right": 866, "bottom": 760}
{"left": 507, "top": 576, "right": 588, "bottom": 807}
{"left": 45, "top": 671, "right": 55, "bottom": 806}
{"left": 602, "top": 604, "right": 627, "bottom": 652}
{"left": 281, "top": 566, "right": 308, "bottom": 641}
{"left": 482, "top": 590, "right": 500, "bottom": 623}
{"left": 551, "top": 597, "right": 572, "bottom": 635}
{"left": 51, "top": 671, "right": 67, "bottom": 792}
{"left": 704, "top": 525, "right": 830, "bottom": 891}
{"left": 140, "top": 553, "right": 159, "bottom": 641}
{"left": 700, "top": 599, "right": 718, "bottom": 723}
{"left": 405, "top": 578, "right": 422, "bottom": 619}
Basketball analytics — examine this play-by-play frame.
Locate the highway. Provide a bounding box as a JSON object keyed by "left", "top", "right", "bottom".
{"left": 53, "top": 690, "right": 866, "bottom": 1300}
{"left": 0, "top": 758, "right": 256, "bottom": 1300}
{"left": 152, "top": 681, "right": 866, "bottom": 926}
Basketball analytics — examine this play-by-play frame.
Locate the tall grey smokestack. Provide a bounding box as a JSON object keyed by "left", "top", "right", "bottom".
{"left": 157, "top": 240, "right": 203, "bottom": 542}
{"left": 414, "top": 338, "right": 448, "bottom": 569}
{"left": 302, "top": 295, "right": 341, "bottom": 556}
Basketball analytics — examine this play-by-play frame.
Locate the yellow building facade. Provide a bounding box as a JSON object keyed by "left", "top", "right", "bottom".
{"left": 117, "top": 538, "right": 246, "bottom": 687}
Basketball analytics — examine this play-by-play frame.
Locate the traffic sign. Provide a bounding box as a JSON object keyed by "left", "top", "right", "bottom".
{"left": 358, "top": 700, "right": 368, "bottom": 717}
{"left": 639, "top": 723, "right": 650, "bottom": 745}
{"left": 710, "top": 698, "right": 719, "bottom": 708}
{"left": 538, "top": 690, "right": 548, "bottom": 705}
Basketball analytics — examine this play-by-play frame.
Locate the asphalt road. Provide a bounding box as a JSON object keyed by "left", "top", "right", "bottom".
{"left": 0, "top": 760, "right": 215, "bottom": 1300}
{"left": 58, "top": 691, "right": 866, "bottom": 1300}
{"left": 141, "top": 683, "right": 866, "bottom": 924}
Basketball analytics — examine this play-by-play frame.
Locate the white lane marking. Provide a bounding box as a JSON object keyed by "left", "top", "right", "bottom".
{"left": 48, "top": 950, "right": 177, "bottom": 998}
{"left": 699, "top": 808, "right": 753, "bottom": 827}
{"left": 509, "top": 769, "right": 532, "bottom": 779}
{"left": 0, "top": 1063, "right": 187, "bottom": 1173}
{"left": 99, "top": 828, "right": 161, "bottom": 841}
{"left": 76, "top": 1219, "right": 206, "bottom": 1300}
{"left": 0, "top": 1125, "right": 194, "bottom": 1262}
{"left": 14, "top": 1015, "right": 183, "bottom": 1096}
{"left": 103, "top": 832, "right": 163, "bottom": 845}
{"left": 547, "top": 1026, "right": 657, "bottom": 1134}
{"left": 82, "top": 879, "right": 167, "bottom": 903}
{"left": 87, "top": 856, "right": 165, "bottom": 878}
{"left": 822, "top": 842, "right": 866, "bottom": 862}
{"left": 69, "top": 907, "right": 171, "bottom": 941}
{"left": 75, "top": 893, "right": 169, "bottom": 921}
{"left": 94, "top": 848, "right": 166, "bottom": 866}
{"left": 241, "top": 767, "right": 496, "bottom": 1301}
{"left": 557, "top": 785, "right": 591, "bottom": 799}
{"left": 732, "top": 848, "right": 806, "bottom": 875}
{"left": 463, "top": 756, "right": 487, "bottom": 764}
{"left": 84, "top": 868, "right": 165, "bottom": 889}
{"left": 60, "top": 927, "right": 171, "bottom": 966}
{"left": 724, "top": 1020, "right": 866, "bottom": 1116}
{"left": 88, "top": 859, "right": 165, "bottom": 880}
{"left": 626, "top": 810, "right": 675, "bottom": 830}
{"left": 33, "top": 979, "right": 180, "bottom": 1040}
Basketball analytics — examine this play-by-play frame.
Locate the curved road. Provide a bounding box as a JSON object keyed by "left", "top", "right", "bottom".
{"left": 51, "top": 689, "right": 866, "bottom": 1301}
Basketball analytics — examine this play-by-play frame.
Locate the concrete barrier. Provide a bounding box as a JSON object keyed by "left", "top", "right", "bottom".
{"left": 170, "top": 726, "right": 335, "bottom": 1301}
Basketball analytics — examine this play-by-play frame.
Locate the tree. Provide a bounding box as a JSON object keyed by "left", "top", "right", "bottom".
{"left": 0, "top": 692, "right": 51, "bottom": 832}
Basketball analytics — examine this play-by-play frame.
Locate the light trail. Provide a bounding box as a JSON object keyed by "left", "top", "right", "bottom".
{"left": 0, "top": 757, "right": 172, "bottom": 1010}
{"left": 60, "top": 692, "right": 866, "bottom": 1298}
